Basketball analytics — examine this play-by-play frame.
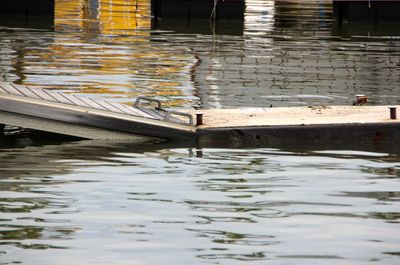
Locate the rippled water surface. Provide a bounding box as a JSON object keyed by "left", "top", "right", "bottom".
{"left": 0, "top": 140, "right": 400, "bottom": 265}
{"left": 1, "top": 0, "right": 400, "bottom": 264}
{"left": 1, "top": 0, "right": 400, "bottom": 107}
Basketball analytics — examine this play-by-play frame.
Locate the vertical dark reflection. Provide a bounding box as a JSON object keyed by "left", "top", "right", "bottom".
{"left": 0, "top": 0, "right": 54, "bottom": 29}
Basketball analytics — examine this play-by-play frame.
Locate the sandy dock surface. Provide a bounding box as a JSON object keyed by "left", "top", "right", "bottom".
{"left": 183, "top": 106, "right": 400, "bottom": 128}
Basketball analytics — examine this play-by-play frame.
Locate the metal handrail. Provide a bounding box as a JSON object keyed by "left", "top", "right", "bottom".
{"left": 134, "top": 97, "right": 193, "bottom": 126}
{"left": 134, "top": 97, "right": 163, "bottom": 110}
{"left": 165, "top": 110, "right": 194, "bottom": 126}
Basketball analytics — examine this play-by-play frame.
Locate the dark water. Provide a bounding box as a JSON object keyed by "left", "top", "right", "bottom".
{"left": 1, "top": 0, "right": 400, "bottom": 264}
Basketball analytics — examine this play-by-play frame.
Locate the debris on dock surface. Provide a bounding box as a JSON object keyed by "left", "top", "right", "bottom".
{"left": 186, "top": 106, "right": 400, "bottom": 128}
{"left": 189, "top": 106, "right": 400, "bottom": 148}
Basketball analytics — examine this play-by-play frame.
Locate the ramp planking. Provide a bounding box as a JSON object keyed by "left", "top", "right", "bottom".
{"left": 0, "top": 82, "right": 196, "bottom": 141}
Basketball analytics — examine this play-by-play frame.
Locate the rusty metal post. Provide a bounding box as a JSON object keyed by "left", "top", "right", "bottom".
{"left": 389, "top": 107, "right": 397, "bottom": 120}
{"left": 355, "top": 95, "right": 368, "bottom": 105}
{"left": 196, "top": 113, "right": 203, "bottom": 126}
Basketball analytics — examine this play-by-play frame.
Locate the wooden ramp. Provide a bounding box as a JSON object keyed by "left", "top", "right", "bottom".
{"left": 0, "top": 82, "right": 196, "bottom": 141}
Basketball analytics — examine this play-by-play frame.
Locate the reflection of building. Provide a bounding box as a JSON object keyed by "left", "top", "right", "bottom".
{"left": 55, "top": 0, "right": 86, "bottom": 31}
{"left": 191, "top": 1, "right": 274, "bottom": 109}
{"left": 0, "top": 0, "right": 54, "bottom": 16}
{"left": 0, "top": 0, "right": 54, "bottom": 29}
{"left": 151, "top": 0, "right": 245, "bottom": 20}
{"left": 0, "top": 0, "right": 195, "bottom": 108}
{"left": 150, "top": 0, "right": 245, "bottom": 36}
{"left": 332, "top": 0, "right": 400, "bottom": 36}
{"left": 98, "top": 0, "right": 151, "bottom": 35}
{"left": 2, "top": 0, "right": 399, "bottom": 110}
{"left": 333, "top": 0, "right": 400, "bottom": 24}
{"left": 193, "top": 1, "right": 276, "bottom": 109}
{"left": 192, "top": 0, "right": 400, "bottom": 109}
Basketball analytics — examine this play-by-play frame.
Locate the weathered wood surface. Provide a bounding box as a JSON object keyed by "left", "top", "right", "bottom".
{"left": 0, "top": 82, "right": 168, "bottom": 119}
{"left": 0, "top": 82, "right": 196, "bottom": 141}
{"left": 185, "top": 106, "right": 400, "bottom": 128}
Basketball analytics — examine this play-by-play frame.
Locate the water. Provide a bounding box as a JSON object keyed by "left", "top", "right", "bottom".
{"left": 1, "top": 0, "right": 400, "bottom": 264}
{"left": 0, "top": 140, "right": 399, "bottom": 265}
{"left": 1, "top": 0, "right": 400, "bottom": 108}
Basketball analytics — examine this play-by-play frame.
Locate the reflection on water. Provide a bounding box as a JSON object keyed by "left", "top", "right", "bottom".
{"left": 0, "top": 140, "right": 399, "bottom": 264}
{"left": 0, "top": 0, "right": 195, "bottom": 107}
{"left": 0, "top": 0, "right": 399, "bottom": 108}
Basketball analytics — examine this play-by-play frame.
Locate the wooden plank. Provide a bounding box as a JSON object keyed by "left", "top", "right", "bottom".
{"left": 42, "top": 89, "right": 67, "bottom": 103}
{"left": 0, "top": 83, "right": 23, "bottom": 96}
{"left": 110, "top": 102, "right": 140, "bottom": 116}
{"left": 107, "top": 102, "right": 154, "bottom": 118}
{"left": 96, "top": 100, "right": 126, "bottom": 114}
{"left": 137, "top": 107, "right": 166, "bottom": 120}
{"left": 45, "top": 90, "right": 74, "bottom": 105}
{"left": 28, "top": 87, "right": 58, "bottom": 102}
{"left": 0, "top": 82, "right": 9, "bottom": 94}
{"left": 105, "top": 101, "right": 137, "bottom": 115}
{"left": 60, "top": 93, "right": 92, "bottom": 108}
{"left": 105, "top": 101, "right": 132, "bottom": 113}
{"left": 11, "top": 84, "right": 41, "bottom": 99}
{"left": 75, "top": 96, "right": 108, "bottom": 111}
{"left": 117, "top": 103, "right": 155, "bottom": 119}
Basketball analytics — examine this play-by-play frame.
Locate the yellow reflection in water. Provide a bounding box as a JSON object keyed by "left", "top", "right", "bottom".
{"left": 55, "top": 0, "right": 86, "bottom": 31}
{"left": 49, "top": 0, "right": 191, "bottom": 106}
{"left": 99, "top": 0, "right": 150, "bottom": 35}
{"left": 55, "top": 0, "right": 150, "bottom": 37}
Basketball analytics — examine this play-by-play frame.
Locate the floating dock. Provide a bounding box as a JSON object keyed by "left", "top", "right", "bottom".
{"left": 1, "top": 82, "right": 399, "bottom": 147}
{"left": 191, "top": 106, "right": 400, "bottom": 148}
